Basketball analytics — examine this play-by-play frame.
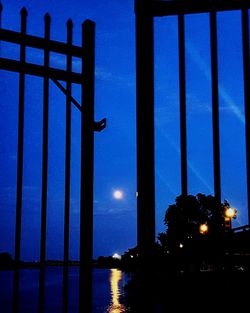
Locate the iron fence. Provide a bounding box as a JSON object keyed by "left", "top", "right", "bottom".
{"left": 135, "top": 0, "right": 250, "bottom": 252}
{"left": 0, "top": 4, "right": 106, "bottom": 312}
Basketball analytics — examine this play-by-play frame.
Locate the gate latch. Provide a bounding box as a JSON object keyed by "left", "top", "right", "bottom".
{"left": 94, "top": 118, "right": 106, "bottom": 132}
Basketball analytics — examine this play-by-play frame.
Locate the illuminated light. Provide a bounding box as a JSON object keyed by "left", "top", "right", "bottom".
{"left": 179, "top": 243, "right": 184, "bottom": 248}
{"left": 199, "top": 224, "right": 208, "bottom": 234}
{"left": 113, "top": 190, "right": 123, "bottom": 200}
{"left": 110, "top": 269, "right": 121, "bottom": 306}
{"left": 224, "top": 217, "right": 231, "bottom": 228}
{"left": 112, "top": 253, "right": 121, "bottom": 260}
{"left": 108, "top": 269, "right": 125, "bottom": 313}
{"left": 225, "top": 208, "right": 237, "bottom": 219}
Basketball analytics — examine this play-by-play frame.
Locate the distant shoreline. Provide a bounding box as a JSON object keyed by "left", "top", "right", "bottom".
{"left": 0, "top": 260, "right": 121, "bottom": 270}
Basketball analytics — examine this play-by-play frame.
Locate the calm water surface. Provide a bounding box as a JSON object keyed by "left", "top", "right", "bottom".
{"left": 0, "top": 267, "right": 130, "bottom": 313}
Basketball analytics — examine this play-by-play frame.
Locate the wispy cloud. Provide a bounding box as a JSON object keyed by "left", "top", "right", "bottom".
{"left": 155, "top": 93, "right": 212, "bottom": 126}
{"left": 155, "top": 119, "right": 214, "bottom": 194}
{"left": 186, "top": 41, "right": 245, "bottom": 124}
{"left": 95, "top": 67, "right": 134, "bottom": 87}
{"left": 155, "top": 166, "right": 178, "bottom": 196}
{"left": 94, "top": 206, "right": 134, "bottom": 216}
{"left": 166, "top": 22, "right": 245, "bottom": 123}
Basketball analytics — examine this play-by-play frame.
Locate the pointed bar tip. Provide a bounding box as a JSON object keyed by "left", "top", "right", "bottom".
{"left": 44, "top": 12, "right": 51, "bottom": 22}
{"left": 82, "top": 19, "right": 95, "bottom": 28}
{"left": 20, "top": 6, "right": 28, "bottom": 16}
{"left": 67, "top": 18, "right": 73, "bottom": 28}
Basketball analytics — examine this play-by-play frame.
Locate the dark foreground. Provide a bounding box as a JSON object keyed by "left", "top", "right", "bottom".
{"left": 125, "top": 269, "right": 249, "bottom": 313}
{"left": 0, "top": 265, "right": 249, "bottom": 313}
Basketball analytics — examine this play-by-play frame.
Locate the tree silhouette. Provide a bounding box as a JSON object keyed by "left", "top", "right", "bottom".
{"left": 158, "top": 193, "right": 231, "bottom": 257}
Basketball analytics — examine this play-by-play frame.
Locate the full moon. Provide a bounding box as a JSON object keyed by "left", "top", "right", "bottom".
{"left": 113, "top": 190, "right": 123, "bottom": 200}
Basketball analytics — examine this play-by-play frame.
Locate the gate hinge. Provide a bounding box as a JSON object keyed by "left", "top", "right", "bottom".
{"left": 94, "top": 118, "right": 106, "bottom": 132}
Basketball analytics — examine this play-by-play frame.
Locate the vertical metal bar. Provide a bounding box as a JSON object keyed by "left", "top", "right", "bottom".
{"left": 62, "top": 266, "right": 69, "bottom": 313}
{"left": 15, "top": 6, "right": 27, "bottom": 264}
{"left": 210, "top": 10, "right": 221, "bottom": 203}
{"left": 0, "top": 3, "right": 2, "bottom": 61}
{"left": 79, "top": 19, "right": 95, "bottom": 313}
{"left": 80, "top": 19, "right": 95, "bottom": 270}
{"left": 38, "top": 267, "right": 45, "bottom": 313}
{"left": 12, "top": 269, "right": 20, "bottom": 313}
{"left": 242, "top": 7, "right": 250, "bottom": 225}
{"left": 39, "top": 13, "right": 50, "bottom": 304}
{"left": 135, "top": 0, "right": 155, "bottom": 255}
{"left": 64, "top": 19, "right": 73, "bottom": 265}
{"left": 0, "top": 2, "right": 3, "bottom": 30}
{"left": 62, "top": 20, "right": 72, "bottom": 313}
{"left": 178, "top": 14, "right": 188, "bottom": 196}
{"left": 40, "top": 13, "right": 50, "bottom": 265}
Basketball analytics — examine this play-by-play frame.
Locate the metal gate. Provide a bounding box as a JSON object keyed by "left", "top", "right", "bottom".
{"left": 0, "top": 4, "right": 106, "bottom": 312}
{"left": 135, "top": 0, "right": 250, "bottom": 253}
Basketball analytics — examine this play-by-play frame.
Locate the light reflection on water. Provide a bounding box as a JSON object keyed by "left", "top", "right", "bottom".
{"left": 106, "top": 269, "right": 126, "bottom": 313}
{"left": 0, "top": 267, "right": 130, "bottom": 312}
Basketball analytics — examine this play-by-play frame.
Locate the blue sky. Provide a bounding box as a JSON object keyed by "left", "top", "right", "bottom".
{"left": 0, "top": 0, "right": 248, "bottom": 260}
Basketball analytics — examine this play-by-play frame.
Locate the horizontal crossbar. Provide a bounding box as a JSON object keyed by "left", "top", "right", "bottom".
{"left": 0, "top": 29, "right": 82, "bottom": 58}
{"left": 136, "top": 0, "right": 250, "bottom": 16}
{"left": 0, "top": 57, "right": 82, "bottom": 84}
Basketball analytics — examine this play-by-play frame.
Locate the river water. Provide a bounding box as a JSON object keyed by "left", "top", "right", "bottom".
{"left": 0, "top": 267, "right": 131, "bottom": 313}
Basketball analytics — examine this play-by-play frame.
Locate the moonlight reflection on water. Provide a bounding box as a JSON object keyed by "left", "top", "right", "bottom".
{"left": 0, "top": 267, "right": 132, "bottom": 312}
{"left": 106, "top": 269, "right": 126, "bottom": 313}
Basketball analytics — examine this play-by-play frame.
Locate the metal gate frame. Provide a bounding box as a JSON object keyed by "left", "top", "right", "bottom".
{"left": 135, "top": 0, "right": 250, "bottom": 253}
{"left": 0, "top": 3, "right": 106, "bottom": 268}
{"left": 0, "top": 5, "right": 107, "bottom": 311}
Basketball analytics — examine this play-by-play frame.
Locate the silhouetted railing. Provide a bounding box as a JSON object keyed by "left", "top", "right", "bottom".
{"left": 135, "top": 0, "right": 250, "bottom": 253}
{"left": 0, "top": 3, "right": 106, "bottom": 312}
{"left": 233, "top": 225, "right": 250, "bottom": 233}
{"left": 0, "top": 2, "right": 107, "bottom": 266}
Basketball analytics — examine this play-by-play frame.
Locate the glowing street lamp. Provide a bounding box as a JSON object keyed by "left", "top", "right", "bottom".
{"left": 224, "top": 207, "right": 237, "bottom": 229}
{"left": 225, "top": 208, "right": 237, "bottom": 219}
{"left": 199, "top": 223, "right": 208, "bottom": 235}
